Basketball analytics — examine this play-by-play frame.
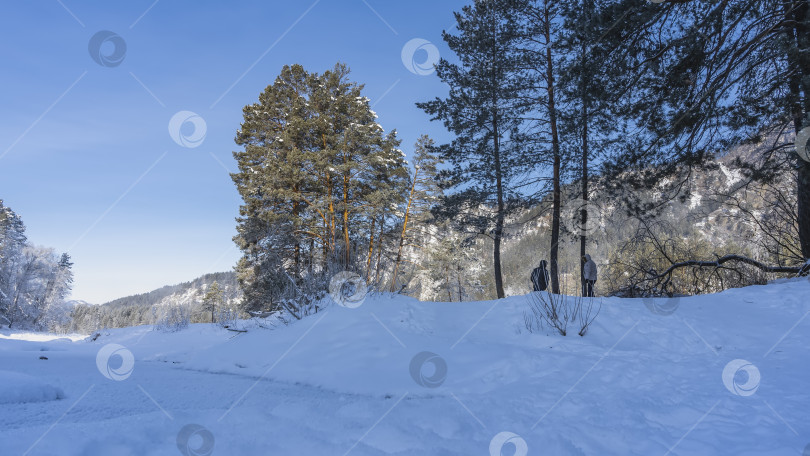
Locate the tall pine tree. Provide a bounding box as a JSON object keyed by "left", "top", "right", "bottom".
{"left": 391, "top": 135, "right": 443, "bottom": 291}
{"left": 419, "top": 0, "right": 532, "bottom": 299}
{"left": 232, "top": 64, "right": 409, "bottom": 311}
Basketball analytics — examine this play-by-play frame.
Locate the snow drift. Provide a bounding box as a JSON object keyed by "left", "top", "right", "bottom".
{"left": 0, "top": 370, "right": 64, "bottom": 404}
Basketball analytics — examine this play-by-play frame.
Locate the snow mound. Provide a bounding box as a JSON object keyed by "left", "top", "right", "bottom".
{"left": 0, "top": 370, "right": 64, "bottom": 404}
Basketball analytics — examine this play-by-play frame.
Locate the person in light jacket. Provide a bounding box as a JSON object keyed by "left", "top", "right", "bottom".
{"left": 582, "top": 254, "right": 597, "bottom": 297}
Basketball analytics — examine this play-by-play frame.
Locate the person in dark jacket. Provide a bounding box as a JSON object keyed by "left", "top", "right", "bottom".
{"left": 531, "top": 260, "right": 550, "bottom": 292}
{"left": 582, "top": 254, "right": 597, "bottom": 297}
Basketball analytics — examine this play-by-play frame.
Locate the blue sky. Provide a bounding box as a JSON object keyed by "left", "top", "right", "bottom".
{"left": 0, "top": 0, "right": 464, "bottom": 303}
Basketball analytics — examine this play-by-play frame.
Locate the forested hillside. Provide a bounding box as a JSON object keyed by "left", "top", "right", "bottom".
{"left": 472, "top": 134, "right": 801, "bottom": 299}
{"left": 66, "top": 272, "right": 239, "bottom": 333}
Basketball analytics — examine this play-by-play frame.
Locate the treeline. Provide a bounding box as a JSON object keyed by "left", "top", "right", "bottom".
{"left": 0, "top": 200, "right": 73, "bottom": 330}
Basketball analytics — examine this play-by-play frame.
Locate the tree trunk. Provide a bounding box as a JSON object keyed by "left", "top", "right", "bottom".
{"left": 374, "top": 213, "right": 385, "bottom": 284}
{"left": 309, "top": 239, "right": 314, "bottom": 275}
{"left": 579, "top": 16, "right": 590, "bottom": 296}
{"left": 446, "top": 265, "right": 452, "bottom": 301}
{"left": 366, "top": 216, "right": 376, "bottom": 281}
{"left": 493, "top": 119, "right": 506, "bottom": 299}
{"left": 392, "top": 167, "right": 419, "bottom": 291}
{"left": 545, "top": 1, "right": 562, "bottom": 294}
{"left": 326, "top": 172, "right": 335, "bottom": 257}
{"left": 343, "top": 158, "right": 351, "bottom": 266}
{"left": 322, "top": 134, "right": 336, "bottom": 257}
{"left": 293, "top": 186, "right": 300, "bottom": 278}
{"left": 799, "top": 164, "right": 810, "bottom": 259}
{"left": 794, "top": 0, "right": 810, "bottom": 259}
{"left": 456, "top": 263, "right": 463, "bottom": 302}
{"left": 322, "top": 216, "right": 329, "bottom": 270}
{"left": 491, "top": 12, "right": 506, "bottom": 300}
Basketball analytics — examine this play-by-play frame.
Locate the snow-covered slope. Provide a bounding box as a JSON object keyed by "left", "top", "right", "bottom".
{"left": 0, "top": 370, "right": 64, "bottom": 404}
{"left": 1, "top": 279, "right": 808, "bottom": 455}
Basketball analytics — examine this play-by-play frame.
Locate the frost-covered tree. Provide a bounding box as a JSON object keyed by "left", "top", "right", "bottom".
{"left": 424, "top": 220, "right": 486, "bottom": 301}
{"left": 0, "top": 200, "right": 73, "bottom": 330}
{"left": 0, "top": 201, "right": 26, "bottom": 325}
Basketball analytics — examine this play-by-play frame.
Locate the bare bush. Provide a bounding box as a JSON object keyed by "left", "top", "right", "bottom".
{"left": 605, "top": 218, "right": 805, "bottom": 297}
{"left": 573, "top": 295, "right": 601, "bottom": 336}
{"left": 524, "top": 291, "right": 600, "bottom": 337}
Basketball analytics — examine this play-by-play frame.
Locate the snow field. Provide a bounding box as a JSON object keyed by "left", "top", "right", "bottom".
{"left": 1, "top": 278, "right": 808, "bottom": 455}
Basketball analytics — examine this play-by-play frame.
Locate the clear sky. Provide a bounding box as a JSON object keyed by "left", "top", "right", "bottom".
{"left": 0, "top": 0, "right": 464, "bottom": 303}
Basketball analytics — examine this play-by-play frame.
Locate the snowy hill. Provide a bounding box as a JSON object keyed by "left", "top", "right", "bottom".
{"left": 1, "top": 279, "right": 808, "bottom": 455}
{"left": 67, "top": 272, "right": 240, "bottom": 333}
{"left": 100, "top": 271, "right": 239, "bottom": 309}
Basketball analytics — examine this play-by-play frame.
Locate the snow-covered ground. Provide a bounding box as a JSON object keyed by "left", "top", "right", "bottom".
{"left": 2, "top": 279, "right": 809, "bottom": 455}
